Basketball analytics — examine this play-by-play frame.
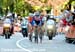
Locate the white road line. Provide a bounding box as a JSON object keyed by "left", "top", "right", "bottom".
{"left": 16, "top": 38, "right": 32, "bottom": 52}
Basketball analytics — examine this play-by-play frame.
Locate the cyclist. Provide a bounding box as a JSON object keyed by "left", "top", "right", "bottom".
{"left": 33, "top": 12, "right": 44, "bottom": 43}
{"left": 28, "top": 13, "right": 34, "bottom": 42}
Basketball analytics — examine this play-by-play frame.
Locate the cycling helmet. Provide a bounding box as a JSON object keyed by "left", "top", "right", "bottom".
{"left": 34, "top": 11, "right": 40, "bottom": 16}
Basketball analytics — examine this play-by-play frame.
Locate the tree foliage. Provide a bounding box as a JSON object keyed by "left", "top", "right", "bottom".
{"left": 0, "top": 0, "right": 51, "bottom": 16}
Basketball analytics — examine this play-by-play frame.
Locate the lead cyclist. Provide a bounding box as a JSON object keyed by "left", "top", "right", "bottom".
{"left": 33, "top": 12, "right": 45, "bottom": 43}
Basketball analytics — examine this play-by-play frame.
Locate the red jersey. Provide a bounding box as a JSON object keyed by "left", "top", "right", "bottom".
{"left": 28, "top": 16, "right": 33, "bottom": 22}
{"left": 61, "top": 18, "right": 67, "bottom": 26}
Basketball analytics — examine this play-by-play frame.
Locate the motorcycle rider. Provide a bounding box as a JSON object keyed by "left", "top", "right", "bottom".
{"left": 47, "top": 17, "right": 55, "bottom": 26}
{"left": 3, "top": 14, "right": 12, "bottom": 39}
{"left": 21, "top": 17, "right": 28, "bottom": 37}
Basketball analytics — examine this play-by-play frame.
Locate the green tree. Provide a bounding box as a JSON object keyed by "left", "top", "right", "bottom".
{"left": 67, "top": 0, "right": 75, "bottom": 9}
{"left": 14, "top": 0, "right": 33, "bottom": 16}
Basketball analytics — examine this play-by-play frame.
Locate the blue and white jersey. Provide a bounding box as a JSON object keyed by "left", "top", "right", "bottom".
{"left": 47, "top": 19, "right": 55, "bottom": 25}
{"left": 66, "top": 15, "right": 73, "bottom": 22}
{"left": 21, "top": 19, "right": 28, "bottom": 28}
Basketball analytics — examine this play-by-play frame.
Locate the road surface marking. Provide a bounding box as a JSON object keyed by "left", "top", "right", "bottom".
{"left": 16, "top": 38, "right": 32, "bottom": 52}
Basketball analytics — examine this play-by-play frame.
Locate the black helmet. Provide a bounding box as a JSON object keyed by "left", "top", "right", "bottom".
{"left": 34, "top": 11, "right": 40, "bottom": 16}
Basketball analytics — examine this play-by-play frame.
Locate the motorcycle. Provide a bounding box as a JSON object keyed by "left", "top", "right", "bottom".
{"left": 46, "top": 19, "right": 56, "bottom": 40}
{"left": 65, "top": 25, "right": 75, "bottom": 44}
{"left": 22, "top": 28, "right": 28, "bottom": 37}
{"left": 65, "top": 12, "right": 75, "bottom": 44}
{"left": 3, "top": 23, "right": 11, "bottom": 39}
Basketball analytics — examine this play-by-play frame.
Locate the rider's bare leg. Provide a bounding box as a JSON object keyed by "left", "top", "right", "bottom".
{"left": 28, "top": 23, "right": 33, "bottom": 42}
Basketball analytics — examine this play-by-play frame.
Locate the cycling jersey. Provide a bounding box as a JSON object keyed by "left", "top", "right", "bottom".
{"left": 28, "top": 16, "right": 33, "bottom": 23}
{"left": 21, "top": 19, "right": 28, "bottom": 28}
{"left": 33, "top": 16, "right": 43, "bottom": 26}
{"left": 4, "top": 18, "right": 11, "bottom": 24}
{"left": 28, "top": 16, "right": 34, "bottom": 26}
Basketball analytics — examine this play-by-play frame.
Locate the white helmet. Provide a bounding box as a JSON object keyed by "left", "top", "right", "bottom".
{"left": 29, "top": 13, "right": 34, "bottom": 17}
{"left": 25, "top": 16, "right": 28, "bottom": 18}
{"left": 25, "top": 17, "right": 28, "bottom": 20}
{"left": 7, "top": 13, "right": 12, "bottom": 17}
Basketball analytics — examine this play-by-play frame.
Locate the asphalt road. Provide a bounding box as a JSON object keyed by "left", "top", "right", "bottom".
{"left": 0, "top": 32, "right": 75, "bottom": 52}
